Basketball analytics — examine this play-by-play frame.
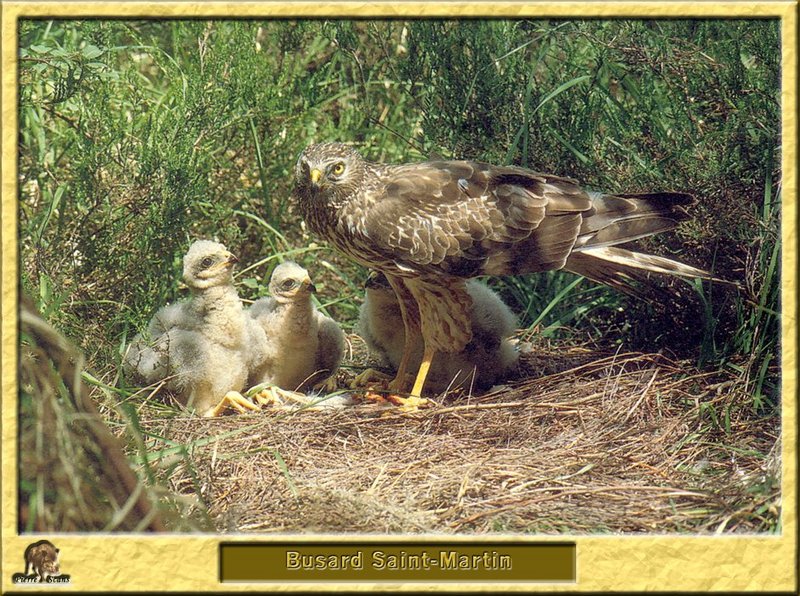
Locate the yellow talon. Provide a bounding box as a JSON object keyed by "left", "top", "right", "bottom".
{"left": 203, "top": 391, "right": 260, "bottom": 417}
{"left": 385, "top": 393, "right": 433, "bottom": 413}
{"left": 250, "top": 385, "right": 309, "bottom": 408}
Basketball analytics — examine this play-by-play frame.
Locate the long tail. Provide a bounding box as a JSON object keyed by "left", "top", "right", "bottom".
{"left": 573, "top": 191, "right": 693, "bottom": 250}
{"left": 565, "top": 246, "right": 738, "bottom": 298}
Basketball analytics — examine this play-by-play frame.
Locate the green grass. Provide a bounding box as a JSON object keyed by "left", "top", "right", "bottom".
{"left": 18, "top": 19, "right": 780, "bottom": 417}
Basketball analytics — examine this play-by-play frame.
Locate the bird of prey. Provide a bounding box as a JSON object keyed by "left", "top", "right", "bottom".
{"left": 124, "top": 240, "right": 260, "bottom": 417}
{"left": 247, "top": 261, "right": 345, "bottom": 397}
{"left": 358, "top": 270, "right": 519, "bottom": 394}
{"left": 292, "top": 142, "right": 730, "bottom": 409}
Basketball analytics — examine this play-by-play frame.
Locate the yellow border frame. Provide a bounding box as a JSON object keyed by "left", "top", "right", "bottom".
{"left": 1, "top": 2, "right": 795, "bottom": 592}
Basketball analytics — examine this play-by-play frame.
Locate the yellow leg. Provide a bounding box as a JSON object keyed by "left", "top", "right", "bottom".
{"left": 382, "top": 346, "right": 434, "bottom": 413}
{"left": 411, "top": 345, "right": 435, "bottom": 397}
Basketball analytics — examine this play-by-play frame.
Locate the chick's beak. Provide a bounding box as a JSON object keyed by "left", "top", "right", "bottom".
{"left": 364, "top": 271, "right": 390, "bottom": 290}
{"left": 225, "top": 252, "right": 239, "bottom": 265}
{"left": 302, "top": 277, "right": 317, "bottom": 293}
{"left": 364, "top": 271, "right": 380, "bottom": 289}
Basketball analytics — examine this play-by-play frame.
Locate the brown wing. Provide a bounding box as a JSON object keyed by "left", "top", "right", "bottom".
{"left": 362, "top": 160, "right": 592, "bottom": 277}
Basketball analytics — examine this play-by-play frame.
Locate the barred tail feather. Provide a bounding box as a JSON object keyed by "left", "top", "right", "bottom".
{"left": 581, "top": 246, "right": 721, "bottom": 279}
{"left": 565, "top": 246, "right": 738, "bottom": 298}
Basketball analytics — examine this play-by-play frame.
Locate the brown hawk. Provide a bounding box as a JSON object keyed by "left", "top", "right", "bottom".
{"left": 292, "top": 142, "right": 724, "bottom": 409}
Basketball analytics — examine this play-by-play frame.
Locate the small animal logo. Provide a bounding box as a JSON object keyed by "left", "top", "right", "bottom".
{"left": 11, "top": 540, "right": 70, "bottom": 584}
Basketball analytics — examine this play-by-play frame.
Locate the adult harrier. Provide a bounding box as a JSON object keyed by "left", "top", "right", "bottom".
{"left": 292, "top": 142, "right": 724, "bottom": 409}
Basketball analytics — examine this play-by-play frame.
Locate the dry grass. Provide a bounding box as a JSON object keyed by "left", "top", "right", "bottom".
{"left": 18, "top": 295, "right": 167, "bottom": 532}
{"left": 134, "top": 345, "right": 780, "bottom": 535}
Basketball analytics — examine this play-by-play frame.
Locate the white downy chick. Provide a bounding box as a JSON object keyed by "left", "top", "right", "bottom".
{"left": 124, "top": 240, "right": 259, "bottom": 416}
{"left": 248, "top": 261, "right": 344, "bottom": 393}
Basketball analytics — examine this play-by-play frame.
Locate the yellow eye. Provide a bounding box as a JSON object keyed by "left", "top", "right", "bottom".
{"left": 332, "top": 162, "right": 345, "bottom": 176}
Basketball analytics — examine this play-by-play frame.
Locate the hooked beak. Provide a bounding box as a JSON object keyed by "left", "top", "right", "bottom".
{"left": 304, "top": 277, "right": 317, "bottom": 293}
{"left": 225, "top": 252, "right": 239, "bottom": 266}
{"left": 298, "top": 276, "right": 316, "bottom": 294}
{"left": 310, "top": 168, "right": 322, "bottom": 186}
{"left": 364, "top": 270, "right": 389, "bottom": 290}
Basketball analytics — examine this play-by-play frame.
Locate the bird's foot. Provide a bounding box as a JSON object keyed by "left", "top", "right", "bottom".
{"left": 203, "top": 391, "right": 260, "bottom": 417}
{"left": 387, "top": 373, "right": 415, "bottom": 394}
{"left": 313, "top": 375, "right": 339, "bottom": 393}
{"left": 350, "top": 368, "right": 392, "bottom": 389}
{"left": 251, "top": 387, "right": 281, "bottom": 408}
{"left": 385, "top": 394, "right": 433, "bottom": 413}
{"left": 251, "top": 386, "right": 308, "bottom": 408}
{"left": 351, "top": 369, "right": 427, "bottom": 410}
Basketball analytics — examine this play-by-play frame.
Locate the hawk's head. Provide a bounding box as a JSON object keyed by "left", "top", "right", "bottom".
{"left": 293, "top": 142, "right": 367, "bottom": 211}
{"left": 183, "top": 240, "right": 238, "bottom": 290}
{"left": 268, "top": 261, "right": 317, "bottom": 304}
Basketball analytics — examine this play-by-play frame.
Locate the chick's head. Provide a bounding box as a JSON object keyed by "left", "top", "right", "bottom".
{"left": 269, "top": 261, "right": 316, "bottom": 304}
{"left": 183, "top": 240, "right": 238, "bottom": 290}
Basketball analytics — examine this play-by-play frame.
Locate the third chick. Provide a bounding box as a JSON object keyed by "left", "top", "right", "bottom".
{"left": 357, "top": 271, "right": 519, "bottom": 394}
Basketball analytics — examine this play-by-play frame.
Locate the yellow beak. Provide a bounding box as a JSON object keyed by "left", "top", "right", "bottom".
{"left": 310, "top": 168, "right": 322, "bottom": 185}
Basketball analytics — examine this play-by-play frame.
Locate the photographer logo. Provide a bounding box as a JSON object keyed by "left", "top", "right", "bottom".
{"left": 11, "top": 540, "right": 71, "bottom": 585}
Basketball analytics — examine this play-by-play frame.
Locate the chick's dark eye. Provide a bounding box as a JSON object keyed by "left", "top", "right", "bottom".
{"left": 200, "top": 257, "right": 214, "bottom": 269}
{"left": 331, "top": 162, "right": 345, "bottom": 176}
{"left": 281, "top": 279, "right": 297, "bottom": 290}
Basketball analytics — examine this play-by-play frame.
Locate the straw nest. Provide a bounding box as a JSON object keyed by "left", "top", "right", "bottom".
{"left": 134, "top": 338, "right": 780, "bottom": 535}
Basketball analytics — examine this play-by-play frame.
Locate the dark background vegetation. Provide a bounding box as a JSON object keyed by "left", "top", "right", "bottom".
{"left": 17, "top": 18, "right": 781, "bottom": 532}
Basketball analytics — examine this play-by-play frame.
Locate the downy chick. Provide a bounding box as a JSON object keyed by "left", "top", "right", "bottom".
{"left": 247, "top": 261, "right": 344, "bottom": 393}
{"left": 124, "top": 240, "right": 259, "bottom": 416}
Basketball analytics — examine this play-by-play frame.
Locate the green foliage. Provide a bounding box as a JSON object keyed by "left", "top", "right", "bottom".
{"left": 729, "top": 176, "right": 781, "bottom": 413}
{"left": 18, "top": 18, "right": 780, "bottom": 414}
